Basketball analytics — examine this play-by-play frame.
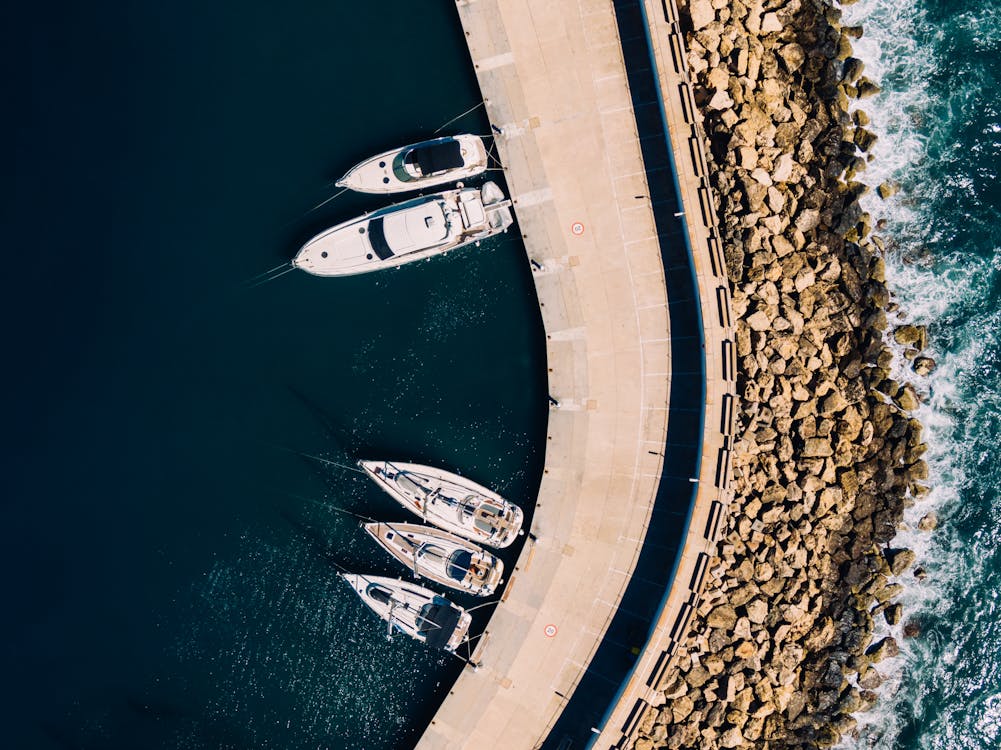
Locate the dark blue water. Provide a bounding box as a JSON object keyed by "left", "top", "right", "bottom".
{"left": 841, "top": 0, "right": 1001, "bottom": 747}
{"left": 2, "top": 2, "right": 546, "bottom": 748}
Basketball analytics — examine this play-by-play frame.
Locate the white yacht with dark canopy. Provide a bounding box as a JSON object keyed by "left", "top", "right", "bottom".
{"left": 359, "top": 460, "right": 524, "bottom": 549}
{"left": 336, "top": 134, "right": 488, "bottom": 194}
{"left": 292, "top": 181, "right": 512, "bottom": 277}
{"left": 340, "top": 573, "right": 471, "bottom": 652}
{"left": 363, "top": 521, "right": 504, "bottom": 597}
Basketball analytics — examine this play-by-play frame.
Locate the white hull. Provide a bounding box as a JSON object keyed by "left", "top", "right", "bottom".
{"left": 364, "top": 522, "right": 504, "bottom": 597}
{"left": 341, "top": 573, "right": 471, "bottom": 652}
{"left": 293, "top": 181, "right": 513, "bottom": 277}
{"left": 336, "top": 135, "right": 488, "bottom": 194}
{"left": 359, "top": 460, "right": 524, "bottom": 549}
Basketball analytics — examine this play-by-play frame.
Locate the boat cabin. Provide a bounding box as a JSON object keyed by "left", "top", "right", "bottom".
{"left": 367, "top": 199, "right": 450, "bottom": 260}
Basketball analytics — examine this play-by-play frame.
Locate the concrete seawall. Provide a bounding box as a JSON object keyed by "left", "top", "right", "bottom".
{"left": 417, "top": 1, "right": 734, "bottom": 747}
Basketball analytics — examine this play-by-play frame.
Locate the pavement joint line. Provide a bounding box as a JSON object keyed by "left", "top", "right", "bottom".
{"left": 611, "top": 168, "right": 649, "bottom": 181}
{"left": 420, "top": 1, "right": 681, "bottom": 747}
{"left": 583, "top": 40, "right": 622, "bottom": 52}
{"left": 473, "top": 50, "right": 515, "bottom": 71}
{"left": 598, "top": 104, "right": 635, "bottom": 115}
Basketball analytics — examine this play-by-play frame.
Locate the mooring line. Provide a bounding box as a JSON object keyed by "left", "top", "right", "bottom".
{"left": 434, "top": 100, "right": 486, "bottom": 134}
{"left": 270, "top": 443, "right": 367, "bottom": 475}
{"left": 244, "top": 266, "right": 294, "bottom": 290}
{"left": 244, "top": 262, "right": 291, "bottom": 284}
{"left": 305, "top": 186, "right": 350, "bottom": 215}
{"left": 276, "top": 488, "right": 376, "bottom": 524}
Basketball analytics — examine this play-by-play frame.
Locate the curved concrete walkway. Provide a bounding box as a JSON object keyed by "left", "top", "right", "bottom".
{"left": 417, "top": 1, "right": 671, "bottom": 747}
{"left": 417, "top": 1, "right": 735, "bottom": 747}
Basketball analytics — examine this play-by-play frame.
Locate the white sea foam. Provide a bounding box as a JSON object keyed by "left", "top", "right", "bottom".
{"left": 838, "top": 0, "right": 1001, "bottom": 747}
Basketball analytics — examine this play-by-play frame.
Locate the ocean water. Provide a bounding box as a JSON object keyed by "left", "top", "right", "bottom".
{"left": 1, "top": 2, "right": 546, "bottom": 749}
{"left": 838, "top": 0, "right": 1001, "bottom": 747}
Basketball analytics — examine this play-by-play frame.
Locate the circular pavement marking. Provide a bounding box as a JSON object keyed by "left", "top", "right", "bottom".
{"left": 544, "top": 624, "right": 558, "bottom": 637}
{"left": 571, "top": 221, "right": 584, "bottom": 236}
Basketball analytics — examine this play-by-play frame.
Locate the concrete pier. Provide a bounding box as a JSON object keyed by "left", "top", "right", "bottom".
{"left": 417, "top": 1, "right": 735, "bottom": 747}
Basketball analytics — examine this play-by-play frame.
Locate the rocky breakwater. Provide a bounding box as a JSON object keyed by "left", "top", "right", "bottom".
{"left": 630, "top": 1, "right": 932, "bottom": 748}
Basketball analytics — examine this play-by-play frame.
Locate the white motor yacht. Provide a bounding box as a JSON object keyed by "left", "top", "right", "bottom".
{"left": 336, "top": 134, "right": 488, "bottom": 194}
{"left": 363, "top": 521, "right": 504, "bottom": 597}
{"left": 359, "top": 460, "right": 524, "bottom": 549}
{"left": 340, "top": 573, "right": 471, "bottom": 652}
{"left": 292, "top": 181, "right": 512, "bottom": 277}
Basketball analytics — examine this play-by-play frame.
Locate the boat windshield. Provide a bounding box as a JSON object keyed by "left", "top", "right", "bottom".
{"left": 447, "top": 550, "right": 473, "bottom": 581}
{"left": 367, "top": 217, "right": 394, "bottom": 260}
{"left": 367, "top": 584, "right": 393, "bottom": 606}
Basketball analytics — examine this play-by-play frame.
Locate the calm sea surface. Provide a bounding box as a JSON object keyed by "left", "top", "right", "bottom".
{"left": 841, "top": 0, "right": 1001, "bottom": 748}
{"left": 2, "top": 2, "right": 546, "bottom": 748}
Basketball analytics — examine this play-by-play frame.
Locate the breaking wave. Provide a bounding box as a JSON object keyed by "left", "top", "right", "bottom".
{"left": 840, "top": 0, "right": 1001, "bottom": 747}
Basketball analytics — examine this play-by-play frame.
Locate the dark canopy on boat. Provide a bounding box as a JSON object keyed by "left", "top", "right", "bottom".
{"left": 417, "top": 602, "right": 462, "bottom": 650}
{"left": 405, "top": 140, "right": 464, "bottom": 175}
{"left": 447, "top": 550, "right": 473, "bottom": 581}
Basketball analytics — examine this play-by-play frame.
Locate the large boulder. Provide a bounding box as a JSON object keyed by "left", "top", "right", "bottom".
{"left": 689, "top": 0, "right": 716, "bottom": 31}
{"left": 884, "top": 547, "right": 916, "bottom": 576}
{"left": 708, "top": 604, "right": 739, "bottom": 630}
{"left": 866, "top": 636, "right": 900, "bottom": 662}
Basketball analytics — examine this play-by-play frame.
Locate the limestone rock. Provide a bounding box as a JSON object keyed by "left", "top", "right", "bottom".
{"left": 795, "top": 208, "right": 821, "bottom": 233}
{"left": 689, "top": 0, "right": 716, "bottom": 31}
{"left": 708, "top": 604, "right": 739, "bottom": 630}
{"left": 803, "top": 437, "right": 834, "bottom": 458}
{"left": 672, "top": 694, "right": 695, "bottom": 723}
{"left": 710, "top": 88, "right": 735, "bottom": 111}
{"left": 885, "top": 548, "right": 916, "bottom": 576}
{"left": 878, "top": 180, "right": 900, "bottom": 199}
{"left": 858, "top": 668, "right": 883, "bottom": 690}
{"left": 760, "top": 12, "right": 783, "bottom": 34}
{"left": 747, "top": 310, "right": 772, "bottom": 331}
{"left": 778, "top": 43, "right": 805, "bottom": 73}
{"left": 866, "top": 636, "right": 899, "bottom": 662}
{"left": 894, "top": 324, "right": 926, "bottom": 348}
{"left": 884, "top": 603, "right": 903, "bottom": 626}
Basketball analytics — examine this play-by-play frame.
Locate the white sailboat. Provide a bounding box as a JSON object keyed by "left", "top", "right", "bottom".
{"left": 340, "top": 573, "right": 471, "bottom": 652}
{"left": 364, "top": 521, "right": 504, "bottom": 597}
{"left": 359, "top": 460, "right": 524, "bottom": 549}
